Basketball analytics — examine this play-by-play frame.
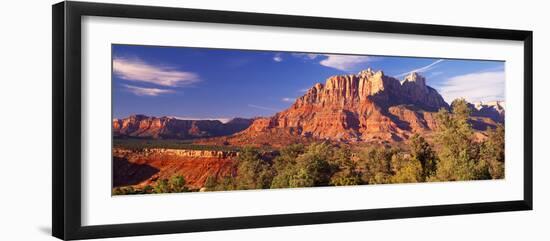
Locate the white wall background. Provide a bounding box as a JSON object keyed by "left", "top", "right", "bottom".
{"left": 0, "top": 0, "right": 547, "bottom": 240}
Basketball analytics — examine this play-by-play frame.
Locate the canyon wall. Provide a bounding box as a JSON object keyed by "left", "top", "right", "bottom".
{"left": 113, "top": 148, "right": 238, "bottom": 189}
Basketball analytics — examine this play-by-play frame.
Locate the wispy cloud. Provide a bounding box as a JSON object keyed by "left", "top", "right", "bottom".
{"left": 273, "top": 53, "right": 283, "bottom": 62}
{"left": 281, "top": 97, "right": 295, "bottom": 102}
{"left": 248, "top": 104, "right": 280, "bottom": 112}
{"left": 291, "top": 53, "right": 320, "bottom": 60}
{"left": 396, "top": 59, "right": 445, "bottom": 78}
{"left": 290, "top": 53, "right": 377, "bottom": 72}
{"left": 428, "top": 71, "right": 444, "bottom": 78}
{"left": 122, "top": 84, "right": 175, "bottom": 96}
{"left": 319, "top": 54, "right": 372, "bottom": 71}
{"left": 437, "top": 70, "right": 505, "bottom": 103}
{"left": 113, "top": 57, "right": 199, "bottom": 87}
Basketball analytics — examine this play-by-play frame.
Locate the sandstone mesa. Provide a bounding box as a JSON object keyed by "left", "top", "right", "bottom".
{"left": 114, "top": 69, "right": 504, "bottom": 145}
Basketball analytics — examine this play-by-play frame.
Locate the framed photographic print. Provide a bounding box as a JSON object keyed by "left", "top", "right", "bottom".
{"left": 52, "top": 1, "right": 533, "bottom": 240}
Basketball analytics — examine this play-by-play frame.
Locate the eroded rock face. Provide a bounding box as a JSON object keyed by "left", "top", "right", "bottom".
{"left": 230, "top": 69, "right": 500, "bottom": 144}
{"left": 113, "top": 115, "right": 253, "bottom": 139}
{"left": 292, "top": 70, "right": 447, "bottom": 111}
{"left": 112, "top": 148, "right": 238, "bottom": 189}
{"left": 293, "top": 69, "right": 399, "bottom": 108}
{"left": 233, "top": 70, "right": 449, "bottom": 143}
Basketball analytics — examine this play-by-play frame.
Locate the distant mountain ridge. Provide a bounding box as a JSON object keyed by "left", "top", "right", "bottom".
{"left": 472, "top": 101, "right": 505, "bottom": 123}
{"left": 113, "top": 115, "right": 253, "bottom": 139}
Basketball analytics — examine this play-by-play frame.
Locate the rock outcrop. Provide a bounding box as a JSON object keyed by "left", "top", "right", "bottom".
{"left": 401, "top": 72, "right": 449, "bottom": 111}
{"left": 226, "top": 70, "right": 447, "bottom": 143}
{"left": 291, "top": 69, "right": 447, "bottom": 111}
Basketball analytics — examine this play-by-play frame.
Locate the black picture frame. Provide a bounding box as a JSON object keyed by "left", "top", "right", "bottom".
{"left": 52, "top": 1, "right": 533, "bottom": 240}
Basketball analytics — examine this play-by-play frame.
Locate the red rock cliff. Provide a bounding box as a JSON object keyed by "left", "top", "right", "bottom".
{"left": 234, "top": 69, "right": 450, "bottom": 143}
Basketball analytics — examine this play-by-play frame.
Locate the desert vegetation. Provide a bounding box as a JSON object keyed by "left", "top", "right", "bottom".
{"left": 113, "top": 175, "right": 191, "bottom": 195}
{"left": 113, "top": 139, "right": 242, "bottom": 152}
{"left": 113, "top": 99, "right": 504, "bottom": 195}
{"left": 206, "top": 99, "right": 504, "bottom": 192}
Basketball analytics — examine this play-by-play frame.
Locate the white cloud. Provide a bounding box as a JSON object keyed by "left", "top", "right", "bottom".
{"left": 396, "top": 59, "right": 445, "bottom": 78}
{"left": 319, "top": 54, "right": 372, "bottom": 71}
{"left": 290, "top": 53, "right": 376, "bottom": 72}
{"left": 248, "top": 104, "right": 279, "bottom": 112}
{"left": 291, "top": 53, "right": 319, "bottom": 60}
{"left": 273, "top": 53, "right": 283, "bottom": 62}
{"left": 113, "top": 57, "right": 199, "bottom": 87}
{"left": 169, "top": 116, "right": 233, "bottom": 123}
{"left": 281, "top": 97, "right": 295, "bottom": 102}
{"left": 122, "top": 84, "right": 175, "bottom": 96}
{"left": 437, "top": 71, "right": 505, "bottom": 103}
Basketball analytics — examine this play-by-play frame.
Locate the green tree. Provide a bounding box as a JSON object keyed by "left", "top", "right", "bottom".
{"left": 291, "top": 142, "right": 337, "bottom": 187}
{"left": 270, "top": 144, "right": 304, "bottom": 189}
{"left": 359, "top": 147, "right": 396, "bottom": 184}
{"left": 234, "top": 147, "right": 274, "bottom": 190}
{"left": 272, "top": 142, "right": 338, "bottom": 188}
{"left": 480, "top": 125, "right": 505, "bottom": 179}
{"left": 391, "top": 157, "right": 423, "bottom": 183}
{"left": 288, "top": 168, "right": 315, "bottom": 187}
{"left": 279, "top": 143, "right": 305, "bottom": 160}
{"left": 329, "top": 146, "right": 362, "bottom": 186}
{"left": 215, "top": 176, "right": 237, "bottom": 191}
{"left": 432, "top": 99, "right": 489, "bottom": 181}
{"left": 270, "top": 166, "right": 295, "bottom": 189}
{"left": 409, "top": 134, "right": 437, "bottom": 180}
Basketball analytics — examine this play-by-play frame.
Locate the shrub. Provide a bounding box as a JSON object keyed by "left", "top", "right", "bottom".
{"left": 153, "top": 178, "right": 170, "bottom": 193}
{"left": 204, "top": 175, "right": 218, "bottom": 190}
{"left": 169, "top": 175, "right": 188, "bottom": 192}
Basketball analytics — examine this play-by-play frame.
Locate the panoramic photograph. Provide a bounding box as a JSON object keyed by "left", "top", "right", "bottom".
{"left": 111, "top": 44, "right": 505, "bottom": 195}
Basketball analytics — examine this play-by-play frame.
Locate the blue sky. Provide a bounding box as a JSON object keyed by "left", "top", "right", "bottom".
{"left": 112, "top": 44, "right": 504, "bottom": 120}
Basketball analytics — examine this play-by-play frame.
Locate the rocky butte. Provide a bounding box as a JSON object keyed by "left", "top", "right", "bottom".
{"left": 214, "top": 69, "right": 502, "bottom": 145}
